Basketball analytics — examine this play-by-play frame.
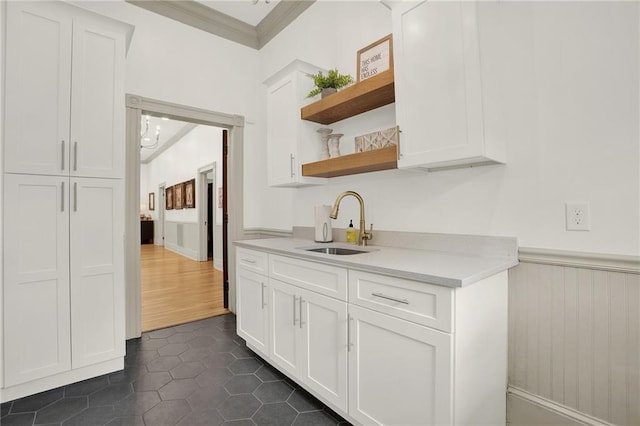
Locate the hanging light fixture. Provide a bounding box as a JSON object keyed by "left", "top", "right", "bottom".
{"left": 140, "top": 115, "right": 161, "bottom": 149}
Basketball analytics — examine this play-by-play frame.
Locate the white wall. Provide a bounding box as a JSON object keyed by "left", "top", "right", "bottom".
{"left": 258, "top": 1, "right": 640, "bottom": 257}
{"left": 142, "top": 125, "right": 223, "bottom": 224}
{"left": 69, "top": 0, "right": 264, "bottom": 230}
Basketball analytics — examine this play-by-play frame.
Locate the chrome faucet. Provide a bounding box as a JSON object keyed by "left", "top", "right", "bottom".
{"left": 329, "top": 191, "right": 373, "bottom": 246}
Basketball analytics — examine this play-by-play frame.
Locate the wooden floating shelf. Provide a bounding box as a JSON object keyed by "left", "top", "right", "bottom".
{"left": 301, "top": 70, "right": 395, "bottom": 125}
{"left": 302, "top": 146, "right": 398, "bottom": 178}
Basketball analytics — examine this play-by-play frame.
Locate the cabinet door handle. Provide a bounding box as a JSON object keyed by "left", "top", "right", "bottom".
{"left": 371, "top": 292, "right": 409, "bottom": 304}
{"left": 61, "top": 140, "right": 66, "bottom": 171}
{"left": 292, "top": 295, "right": 298, "bottom": 326}
{"left": 73, "top": 182, "right": 78, "bottom": 212}
{"left": 290, "top": 154, "right": 295, "bottom": 178}
{"left": 347, "top": 314, "right": 354, "bottom": 352}
{"left": 73, "top": 141, "right": 78, "bottom": 171}
{"left": 261, "top": 283, "right": 266, "bottom": 309}
{"left": 299, "top": 297, "right": 304, "bottom": 329}
{"left": 242, "top": 258, "right": 256, "bottom": 264}
{"left": 61, "top": 182, "right": 65, "bottom": 212}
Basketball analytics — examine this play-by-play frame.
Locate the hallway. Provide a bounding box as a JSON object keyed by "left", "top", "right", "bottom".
{"left": 142, "top": 245, "right": 227, "bottom": 332}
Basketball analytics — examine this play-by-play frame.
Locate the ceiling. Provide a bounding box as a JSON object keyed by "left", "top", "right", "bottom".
{"left": 140, "top": 115, "right": 198, "bottom": 163}
{"left": 197, "top": 1, "right": 281, "bottom": 26}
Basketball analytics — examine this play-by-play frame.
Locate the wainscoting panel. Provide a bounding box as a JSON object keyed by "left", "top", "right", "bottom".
{"left": 163, "top": 221, "right": 199, "bottom": 260}
{"left": 508, "top": 258, "right": 640, "bottom": 425}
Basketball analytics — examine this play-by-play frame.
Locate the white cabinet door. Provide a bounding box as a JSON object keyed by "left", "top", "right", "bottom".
{"left": 298, "top": 287, "right": 348, "bottom": 412}
{"left": 348, "top": 305, "right": 453, "bottom": 426}
{"left": 394, "top": 1, "right": 504, "bottom": 170}
{"left": 70, "top": 21, "right": 125, "bottom": 179}
{"left": 70, "top": 178, "right": 124, "bottom": 368}
{"left": 236, "top": 267, "right": 269, "bottom": 357}
{"left": 3, "top": 175, "right": 71, "bottom": 386}
{"left": 4, "top": 2, "right": 72, "bottom": 176}
{"left": 268, "top": 279, "right": 301, "bottom": 378}
{"left": 265, "top": 61, "right": 327, "bottom": 187}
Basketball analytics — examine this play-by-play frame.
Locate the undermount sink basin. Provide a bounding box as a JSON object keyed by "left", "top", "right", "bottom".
{"left": 304, "top": 247, "right": 369, "bottom": 255}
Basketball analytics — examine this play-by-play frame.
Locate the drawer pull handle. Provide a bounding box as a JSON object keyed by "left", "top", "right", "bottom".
{"left": 261, "top": 283, "right": 266, "bottom": 309}
{"left": 293, "top": 295, "right": 298, "bottom": 326}
{"left": 371, "top": 292, "right": 409, "bottom": 305}
{"left": 242, "top": 258, "right": 257, "bottom": 264}
{"left": 299, "top": 297, "right": 304, "bottom": 329}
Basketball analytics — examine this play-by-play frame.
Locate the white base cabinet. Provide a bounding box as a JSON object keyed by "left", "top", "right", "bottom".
{"left": 236, "top": 268, "right": 270, "bottom": 358}
{"left": 348, "top": 305, "right": 452, "bottom": 425}
{"left": 269, "top": 279, "right": 348, "bottom": 412}
{"left": 236, "top": 247, "right": 508, "bottom": 425}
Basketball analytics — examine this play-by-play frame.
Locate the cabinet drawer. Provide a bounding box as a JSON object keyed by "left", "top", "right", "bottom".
{"left": 269, "top": 255, "right": 347, "bottom": 301}
{"left": 237, "top": 248, "right": 268, "bottom": 275}
{"left": 349, "top": 271, "right": 453, "bottom": 333}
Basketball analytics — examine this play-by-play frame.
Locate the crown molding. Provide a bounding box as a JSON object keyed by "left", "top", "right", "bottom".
{"left": 126, "top": 0, "right": 316, "bottom": 50}
{"left": 257, "top": 1, "right": 315, "bottom": 48}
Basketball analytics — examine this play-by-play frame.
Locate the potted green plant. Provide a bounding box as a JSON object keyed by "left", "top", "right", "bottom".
{"left": 306, "top": 69, "right": 354, "bottom": 98}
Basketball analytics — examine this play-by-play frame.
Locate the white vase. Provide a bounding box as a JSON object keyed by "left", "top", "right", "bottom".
{"left": 328, "top": 133, "right": 343, "bottom": 157}
{"left": 316, "top": 128, "right": 333, "bottom": 160}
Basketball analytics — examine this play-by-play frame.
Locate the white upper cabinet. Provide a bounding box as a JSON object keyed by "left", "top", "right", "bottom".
{"left": 69, "top": 22, "right": 125, "bottom": 179}
{"left": 393, "top": 1, "right": 505, "bottom": 171}
{"left": 4, "top": 2, "right": 72, "bottom": 176}
{"left": 4, "top": 2, "right": 126, "bottom": 179}
{"left": 265, "top": 61, "right": 327, "bottom": 187}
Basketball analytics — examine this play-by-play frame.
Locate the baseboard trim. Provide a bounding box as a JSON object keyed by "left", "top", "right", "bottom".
{"left": 164, "top": 242, "right": 199, "bottom": 261}
{"left": 507, "top": 386, "right": 614, "bottom": 426}
{"left": 518, "top": 247, "right": 639, "bottom": 274}
{"left": 1, "top": 358, "right": 124, "bottom": 403}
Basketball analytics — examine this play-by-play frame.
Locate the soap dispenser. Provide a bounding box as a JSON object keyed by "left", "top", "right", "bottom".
{"left": 346, "top": 220, "right": 357, "bottom": 244}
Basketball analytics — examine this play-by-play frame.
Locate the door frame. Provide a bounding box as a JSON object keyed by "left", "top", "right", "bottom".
{"left": 125, "top": 94, "right": 244, "bottom": 339}
{"left": 157, "top": 182, "right": 165, "bottom": 246}
{"left": 197, "top": 162, "right": 216, "bottom": 263}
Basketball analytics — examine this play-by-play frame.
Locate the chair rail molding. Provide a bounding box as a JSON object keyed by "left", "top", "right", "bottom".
{"left": 518, "top": 247, "right": 640, "bottom": 274}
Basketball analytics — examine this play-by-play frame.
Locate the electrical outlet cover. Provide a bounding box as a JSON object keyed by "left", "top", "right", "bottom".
{"left": 565, "top": 202, "right": 590, "bottom": 231}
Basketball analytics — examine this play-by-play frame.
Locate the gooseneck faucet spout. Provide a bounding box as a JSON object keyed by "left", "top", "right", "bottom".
{"left": 330, "top": 191, "right": 373, "bottom": 246}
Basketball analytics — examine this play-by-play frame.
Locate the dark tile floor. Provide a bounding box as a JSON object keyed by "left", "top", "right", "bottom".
{"left": 1, "top": 314, "right": 349, "bottom": 426}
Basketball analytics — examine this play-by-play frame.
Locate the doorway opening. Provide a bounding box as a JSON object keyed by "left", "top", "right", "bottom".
{"left": 125, "top": 95, "right": 244, "bottom": 338}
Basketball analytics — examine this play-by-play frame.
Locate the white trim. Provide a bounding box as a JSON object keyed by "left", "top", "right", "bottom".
{"left": 1, "top": 358, "right": 123, "bottom": 403}
{"left": 518, "top": 247, "right": 640, "bottom": 274}
{"left": 507, "top": 386, "right": 615, "bottom": 426}
{"left": 126, "top": 0, "right": 316, "bottom": 50}
{"left": 243, "top": 227, "right": 293, "bottom": 238}
{"left": 125, "top": 94, "right": 244, "bottom": 337}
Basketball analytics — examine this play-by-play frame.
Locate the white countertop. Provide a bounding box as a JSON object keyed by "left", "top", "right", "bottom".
{"left": 234, "top": 237, "right": 519, "bottom": 288}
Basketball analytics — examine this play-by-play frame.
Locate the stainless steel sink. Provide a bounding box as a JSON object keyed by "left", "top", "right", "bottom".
{"left": 303, "top": 247, "right": 370, "bottom": 255}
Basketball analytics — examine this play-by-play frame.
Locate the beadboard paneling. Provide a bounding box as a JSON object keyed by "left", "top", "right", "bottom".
{"left": 508, "top": 261, "right": 640, "bottom": 425}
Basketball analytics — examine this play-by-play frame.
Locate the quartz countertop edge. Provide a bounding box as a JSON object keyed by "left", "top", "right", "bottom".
{"left": 234, "top": 238, "right": 519, "bottom": 288}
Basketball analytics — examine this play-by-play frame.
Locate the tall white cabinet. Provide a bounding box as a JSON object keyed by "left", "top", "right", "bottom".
{"left": 2, "top": 1, "right": 131, "bottom": 402}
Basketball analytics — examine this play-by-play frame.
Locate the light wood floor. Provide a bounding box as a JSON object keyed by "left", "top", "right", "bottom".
{"left": 141, "top": 244, "right": 228, "bottom": 332}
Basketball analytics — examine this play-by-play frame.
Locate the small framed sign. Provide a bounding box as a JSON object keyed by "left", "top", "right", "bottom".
{"left": 357, "top": 34, "right": 393, "bottom": 82}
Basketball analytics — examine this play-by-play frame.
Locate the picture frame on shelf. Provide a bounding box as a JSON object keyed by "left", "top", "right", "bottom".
{"left": 357, "top": 34, "right": 393, "bottom": 82}
{"left": 148, "top": 192, "right": 155, "bottom": 211}
{"left": 184, "top": 179, "right": 195, "bottom": 208}
{"left": 165, "top": 187, "right": 174, "bottom": 210}
{"left": 175, "top": 183, "right": 184, "bottom": 210}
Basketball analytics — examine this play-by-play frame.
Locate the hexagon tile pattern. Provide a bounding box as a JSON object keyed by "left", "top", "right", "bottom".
{"left": 0, "top": 314, "right": 350, "bottom": 426}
